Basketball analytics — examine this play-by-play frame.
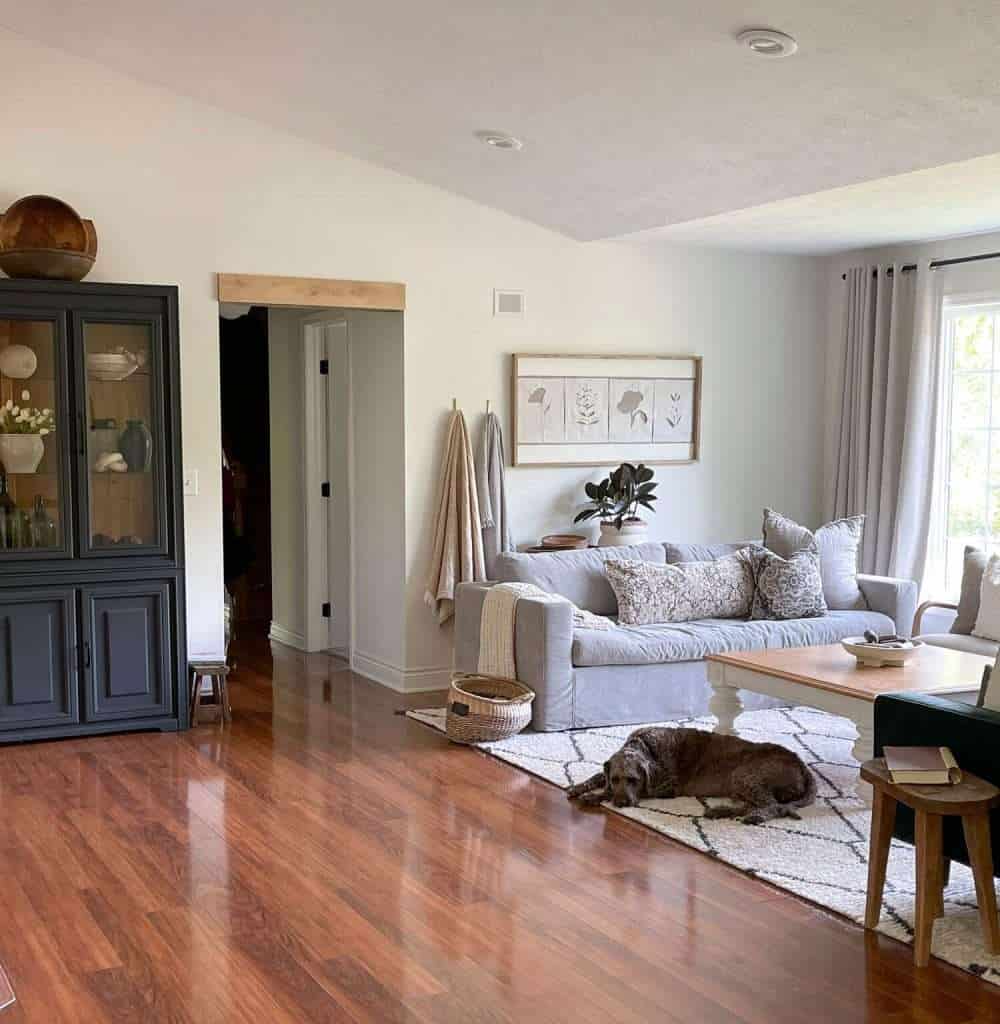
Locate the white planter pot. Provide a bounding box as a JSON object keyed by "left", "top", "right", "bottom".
{"left": 598, "top": 519, "right": 648, "bottom": 547}
{"left": 0, "top": 434, "right": 44, "bottom": 474}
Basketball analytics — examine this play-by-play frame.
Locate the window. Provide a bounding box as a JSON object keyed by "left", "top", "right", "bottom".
{"left": 941, "top": 301, "right": 1000, "bottom": 593}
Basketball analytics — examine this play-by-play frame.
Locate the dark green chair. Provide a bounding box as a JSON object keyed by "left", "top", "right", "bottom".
{"left": 873, "top": 693, "right": 1000, "bottom": 876}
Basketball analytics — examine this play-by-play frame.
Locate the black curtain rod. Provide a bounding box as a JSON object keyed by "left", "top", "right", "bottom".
{"left": 840, "top": 249, "right": 1000, "bottom": 280}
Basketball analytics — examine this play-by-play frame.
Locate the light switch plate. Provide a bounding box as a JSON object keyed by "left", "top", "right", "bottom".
{"left": 183, "top": 469, "right": 199, "bottom": 496}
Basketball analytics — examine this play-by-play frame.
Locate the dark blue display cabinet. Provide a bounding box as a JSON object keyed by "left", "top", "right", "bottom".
{"left": 0, "top": 280, "right": 186, "bottom": 741}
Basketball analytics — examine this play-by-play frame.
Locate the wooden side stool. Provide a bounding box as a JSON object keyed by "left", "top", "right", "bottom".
{"left": 861, "top": 757, "right": 1000, "bottom": 967}
{"left": 189, "top": 661, "right": 232, "bottom": 726}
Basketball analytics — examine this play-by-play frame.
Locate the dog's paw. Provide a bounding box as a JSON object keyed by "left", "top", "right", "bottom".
{"left": 741, "top": 813, "right": 765, "bottom": 826}
{"left": 578, "top": 791, "right": 607, "bottom": 806}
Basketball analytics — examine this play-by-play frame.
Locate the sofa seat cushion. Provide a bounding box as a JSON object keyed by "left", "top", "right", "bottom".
{"left": 918, "top": 632, "right": 999, "bottom": 658}
{"left": 571, "top": 609, "right": 895, "bottom": 667}
{"left": 493, "top": 543, "right": 665, "bottom": 614}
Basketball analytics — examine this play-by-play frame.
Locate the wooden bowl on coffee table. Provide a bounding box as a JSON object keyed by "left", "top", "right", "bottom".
{"left": 842, "top": 637, "right": 923, "bottom": 668}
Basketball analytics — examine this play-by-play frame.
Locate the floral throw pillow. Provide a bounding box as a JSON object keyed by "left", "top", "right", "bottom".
{"left": 604, "top": 553, "right": 755, "bottom": 626}
{"left": 740, "top": 545, "right": 827, "bottom": 621}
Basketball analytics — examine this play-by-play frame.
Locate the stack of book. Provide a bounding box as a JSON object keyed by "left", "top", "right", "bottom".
{"left": 884, "top": 746, "right": 963, "bottom": 785}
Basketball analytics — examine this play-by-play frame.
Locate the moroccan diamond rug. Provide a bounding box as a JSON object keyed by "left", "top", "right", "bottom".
{"left": 407, "top": 704, "right": 1000, "bottom": 986}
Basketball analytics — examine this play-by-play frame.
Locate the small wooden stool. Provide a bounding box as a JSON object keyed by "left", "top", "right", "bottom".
{"left": 189, "top": 661, "right": 232, "bottom": 726}
{"left": 861, "top": 757, "right": 1000, "bottom": 966}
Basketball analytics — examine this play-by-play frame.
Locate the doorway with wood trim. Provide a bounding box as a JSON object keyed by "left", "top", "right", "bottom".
{"left": 217, "top": 274, "right": 407, "bottom": 684}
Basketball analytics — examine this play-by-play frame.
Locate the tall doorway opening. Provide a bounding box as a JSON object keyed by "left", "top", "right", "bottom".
{"left": 219, "top": 306, "right": 272, "bottom": 640}
{"left": 216, "top": 275, "right": 405, "bottom": 689}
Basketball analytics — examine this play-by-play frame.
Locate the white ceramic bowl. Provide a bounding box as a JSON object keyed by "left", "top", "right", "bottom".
{"left": 87, "top": 352, "right": 138, "bottom": 381}
{"left": 842, "top": 636, "right": 923, "bottom": 667}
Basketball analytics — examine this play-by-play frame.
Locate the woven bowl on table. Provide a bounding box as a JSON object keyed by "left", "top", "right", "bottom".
{"left": 445, "top": 675, "right": 535, "bottom": 744}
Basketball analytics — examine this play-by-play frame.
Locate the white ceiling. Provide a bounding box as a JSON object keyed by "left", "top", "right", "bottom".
{"left": 5, "top": 1, "right": 1000, "bottom": 246}
{"left": 624, "top": 152, "right": 1000, "bottom": 253}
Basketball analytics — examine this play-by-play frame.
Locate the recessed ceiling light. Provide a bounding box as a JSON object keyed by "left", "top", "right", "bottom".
{"left": 475, "top": 131, "right": 523, "bottom": 151}
{"left": 737, "top": 28, "right": 798, "bottom": 58}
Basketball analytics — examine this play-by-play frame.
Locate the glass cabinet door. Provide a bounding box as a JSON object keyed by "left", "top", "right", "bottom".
{"left": 0, "top": 315, "right": 70, "bottom": 558}
{"left": 78, "top": 315, "right": 167, "bottom": 556}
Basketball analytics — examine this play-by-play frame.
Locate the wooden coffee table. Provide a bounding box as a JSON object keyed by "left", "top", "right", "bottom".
{"left": 706, "top": 644, "right": 989, "bottom": 801}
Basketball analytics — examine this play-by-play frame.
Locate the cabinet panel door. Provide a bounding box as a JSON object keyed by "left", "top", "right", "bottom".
{"left": 73, "top": 311, "right": 171, "bottom": 559}
{"left": 0, "top": 589, "right": 78, "bottom": 730}
{"left": 82, "top": 581, "right": 172, "bottom": 721}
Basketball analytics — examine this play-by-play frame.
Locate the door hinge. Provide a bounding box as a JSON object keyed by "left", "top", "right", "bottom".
{"left": 319, "top": 358, "right": 329, "bottom": 375}
{"left": 320, "top": 481, "right": 330, "bottom": 498}
{"left": 321, "top": 602, "right": 331, "bottom": 618}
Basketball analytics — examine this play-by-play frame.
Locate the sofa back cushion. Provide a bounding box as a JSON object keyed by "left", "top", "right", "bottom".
{"left": 604, "top": 553, "right": 755, "bottom": 626}
{"left": 493, "top": 543, "right": 665, "bottom": 614}
{"left": 664, "top": 540, "right": 759, "bottom": 564}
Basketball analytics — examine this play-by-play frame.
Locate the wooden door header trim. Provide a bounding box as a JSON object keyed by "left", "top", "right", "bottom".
{"left": 217, "top": 273, "right": 405, "bottom": 311}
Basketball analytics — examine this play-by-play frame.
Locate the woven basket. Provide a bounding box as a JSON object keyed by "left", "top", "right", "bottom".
{"left": 445, "top": 675, "right": 535, "bottom": 744}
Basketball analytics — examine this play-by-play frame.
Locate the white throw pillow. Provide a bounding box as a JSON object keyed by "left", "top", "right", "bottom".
{"left": 973, "top": 554, "right": 1000, "bottom": 642}
{"left": 604, "top": 553, "right": 754, "bottom": 626}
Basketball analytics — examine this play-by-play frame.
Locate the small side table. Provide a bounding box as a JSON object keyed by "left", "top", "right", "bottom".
{"left": 189, "top": 661, "right": 232, "bottom": 726}
{"left": 861, "top": 757, "right": 1000, "bottom": 967}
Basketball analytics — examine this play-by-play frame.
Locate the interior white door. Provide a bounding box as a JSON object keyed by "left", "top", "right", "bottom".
{"left": 300, "top": 317, "right": 351, "bottom": 654}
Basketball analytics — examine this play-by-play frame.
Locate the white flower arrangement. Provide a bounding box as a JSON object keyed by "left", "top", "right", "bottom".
{"left": 0, "top": 390, "right": 56, "bottom": 436}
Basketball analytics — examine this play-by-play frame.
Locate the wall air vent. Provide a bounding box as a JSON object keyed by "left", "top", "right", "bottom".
{"left": 493, "top": 289, "right": 525, "bottom": 318}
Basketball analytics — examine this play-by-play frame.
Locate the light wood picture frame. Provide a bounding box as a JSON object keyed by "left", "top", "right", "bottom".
{"left": 512, "top": 354, "right": 702, "bottom": 467}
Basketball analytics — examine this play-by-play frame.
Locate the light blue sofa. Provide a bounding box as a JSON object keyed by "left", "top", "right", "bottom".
{"left": 454, "top": 542, "right": 918, "bottom": 731}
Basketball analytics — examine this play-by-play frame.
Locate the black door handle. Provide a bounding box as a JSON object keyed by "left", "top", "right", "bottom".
{"left": 83, "top": 641, "right": 91, "bottom": 669}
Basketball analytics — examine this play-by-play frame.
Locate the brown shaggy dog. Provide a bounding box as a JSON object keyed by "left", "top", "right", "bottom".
{"left": 566, "top": 726, "right": 816, "bottom": 824}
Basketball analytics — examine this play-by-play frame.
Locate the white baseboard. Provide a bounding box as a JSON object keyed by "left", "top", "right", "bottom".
{"left": 351, "top": 650, "right": 451, "bottom": 693}
{"left": 268, "top": 622, "right": 307, "bottom": 651}
{"left": 402, "top": 664, "right": 452, "bottom": 693}
{"left": 330, "top": 643, "right": 351, "bottom": 661}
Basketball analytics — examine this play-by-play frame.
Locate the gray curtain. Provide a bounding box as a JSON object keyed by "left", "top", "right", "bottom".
{"left": 833, "top": 263, "right": 942, "bottom": 583}
{"left": 476, "top": 411, "right": 513, "bottom": 578}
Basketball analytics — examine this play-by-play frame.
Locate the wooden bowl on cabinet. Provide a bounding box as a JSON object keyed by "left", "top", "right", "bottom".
{"left": 0, "top": 195, "right": 98, "bottom": 280}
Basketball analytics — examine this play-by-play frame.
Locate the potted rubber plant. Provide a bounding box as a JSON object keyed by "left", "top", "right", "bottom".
{"left": 0, "top": 391, "right": 55, "bottom": 474}
{"left": 573, "top": 462, "right": 658, "bottom": 546}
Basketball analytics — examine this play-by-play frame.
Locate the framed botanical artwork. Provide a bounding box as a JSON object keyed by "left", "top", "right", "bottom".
{"left": 512, "top": 354, "right": 701, "bottom": 467}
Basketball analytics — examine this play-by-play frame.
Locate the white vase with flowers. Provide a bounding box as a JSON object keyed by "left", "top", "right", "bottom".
{"left": 0, "top": 390, "right": 55, "bottom": 474}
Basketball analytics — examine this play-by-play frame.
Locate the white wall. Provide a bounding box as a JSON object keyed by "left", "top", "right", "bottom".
{"left": 1, "top": 30, "right": 830, "bottom": 681}
{"left": 326, "top": 321, "right": 352, "bottom": 655}
{"left": 346, "top": 310, "right": 407, "bottom": 685}
{"left": 267, "top": 308, "right": 307, "bottom": 645}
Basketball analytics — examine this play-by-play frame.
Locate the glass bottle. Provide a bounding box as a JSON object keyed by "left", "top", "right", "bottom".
{"left": 32, "top": 495, "right": 56, "bottom": 549}
{"left": 0, "top": 470, "right": 15, "bottom": 551}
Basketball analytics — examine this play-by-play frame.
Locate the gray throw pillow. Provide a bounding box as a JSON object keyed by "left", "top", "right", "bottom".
{"left": 740, "top": 545, "right": 827, "bottom": 621}
{"left": 762, "top": 508, "right": 865, "bottom": 610}
{"left": 604, "top": 553, "right": 755, "bottom": 626}
{"left": 952, "top": 546, "right": 988, "bottom": 635}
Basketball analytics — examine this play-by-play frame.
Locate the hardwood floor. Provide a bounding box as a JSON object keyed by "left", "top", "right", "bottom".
{"left": 1, "top": 634, "right": 999, "bottom": 1022}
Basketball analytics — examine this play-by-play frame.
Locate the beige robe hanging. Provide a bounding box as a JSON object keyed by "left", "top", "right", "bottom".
{"left": 424, "top": 409, "right": 486, "bottom": 623}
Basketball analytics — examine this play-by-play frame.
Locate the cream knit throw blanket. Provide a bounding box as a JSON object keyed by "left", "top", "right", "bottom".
{"left": 478, "top": 582, "right": 613, "bottom": 681}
